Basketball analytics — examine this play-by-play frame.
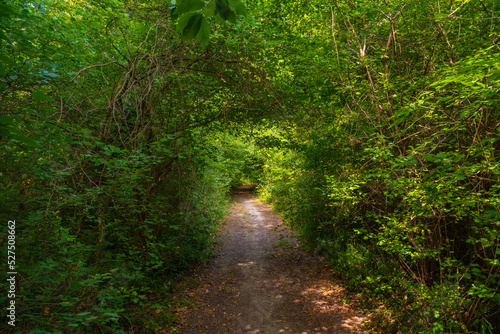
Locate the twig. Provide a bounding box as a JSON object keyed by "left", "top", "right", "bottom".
{"left": 70, "top": 62, "right": 125, "bottom": 82}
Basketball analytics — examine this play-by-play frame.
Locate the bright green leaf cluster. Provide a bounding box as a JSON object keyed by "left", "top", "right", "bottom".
{"left": 174, "top": 0, "right": 248, "bottom": 46}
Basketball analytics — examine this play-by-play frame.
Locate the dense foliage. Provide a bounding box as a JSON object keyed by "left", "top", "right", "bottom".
{"left": 254, "top": 0, "right": 500, "bottom": 332}
{"left": 2, "top": 0, "right": 499, "bottom": 333}
{"left": 0, "top": 0, "right": 273, "bottom": 332}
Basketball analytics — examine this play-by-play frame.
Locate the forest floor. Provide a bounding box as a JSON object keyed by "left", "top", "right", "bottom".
{"left": 171, "top": 185, "right": 368, "bottom": 334}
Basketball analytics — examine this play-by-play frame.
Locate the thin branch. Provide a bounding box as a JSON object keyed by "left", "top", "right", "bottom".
{"left": 70, "top": 62, "right": 126, "bottom": 82}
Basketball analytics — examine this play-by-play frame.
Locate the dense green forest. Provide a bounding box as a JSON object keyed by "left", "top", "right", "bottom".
{"left": 1, "top": 0, "right": 499, "bottom": 332}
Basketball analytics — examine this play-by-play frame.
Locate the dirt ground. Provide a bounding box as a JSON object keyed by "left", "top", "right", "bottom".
{"left": 173, "top": 186, "right": 368, "bottom": 334}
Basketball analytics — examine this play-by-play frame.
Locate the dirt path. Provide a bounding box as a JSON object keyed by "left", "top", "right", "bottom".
{"left": 175, "top": 186, "right": 367, "bottom": 334}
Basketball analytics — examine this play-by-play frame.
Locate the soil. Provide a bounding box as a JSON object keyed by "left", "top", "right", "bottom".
{"left": 173, "top": 185, "right": 368, "bottom": 334}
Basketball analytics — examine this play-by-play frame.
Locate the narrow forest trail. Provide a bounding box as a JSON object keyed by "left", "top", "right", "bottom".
{"left": 174, "top": 186, "right": 367, "bottom": 334}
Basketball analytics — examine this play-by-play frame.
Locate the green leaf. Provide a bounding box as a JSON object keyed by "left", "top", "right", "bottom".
{"left": 228, "top": 0, "right": 247, "bottom": 16}
{"left": 170, "top": 6, "right": 179, "bottom": 20}
{"left": 227, "top": 11, "right": 236, "bottom": 23}
{"left": 174, "top": 0, "right": 205, "bottom": 15}
{"left": 176, "top": 11, "right": 198, "bottom": 34}
{"left": 77, "top": 312, "right": 92, "bottom": 317}
{"left": 12, "top": 135, "right": 39, "bottom": 147}
{"left": 107, "top": 145, "right": 121, "bottom": 152}
{"left": 32, "top": 90, "right": 55, "bottom": 102}
{"left": 196, "top": 16, "right": 210, "bottom": 47}
{"left": 206, "top": 0, "right": 216, "bottom": 17}
{"left": 104, "top": 312, "right": 120, "bottom": 318}
{"left": 181, "top": 13, "right": 203, "bottom": 40}
{"left": 215, "top": 0, "right": 232, "bottom": 20}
